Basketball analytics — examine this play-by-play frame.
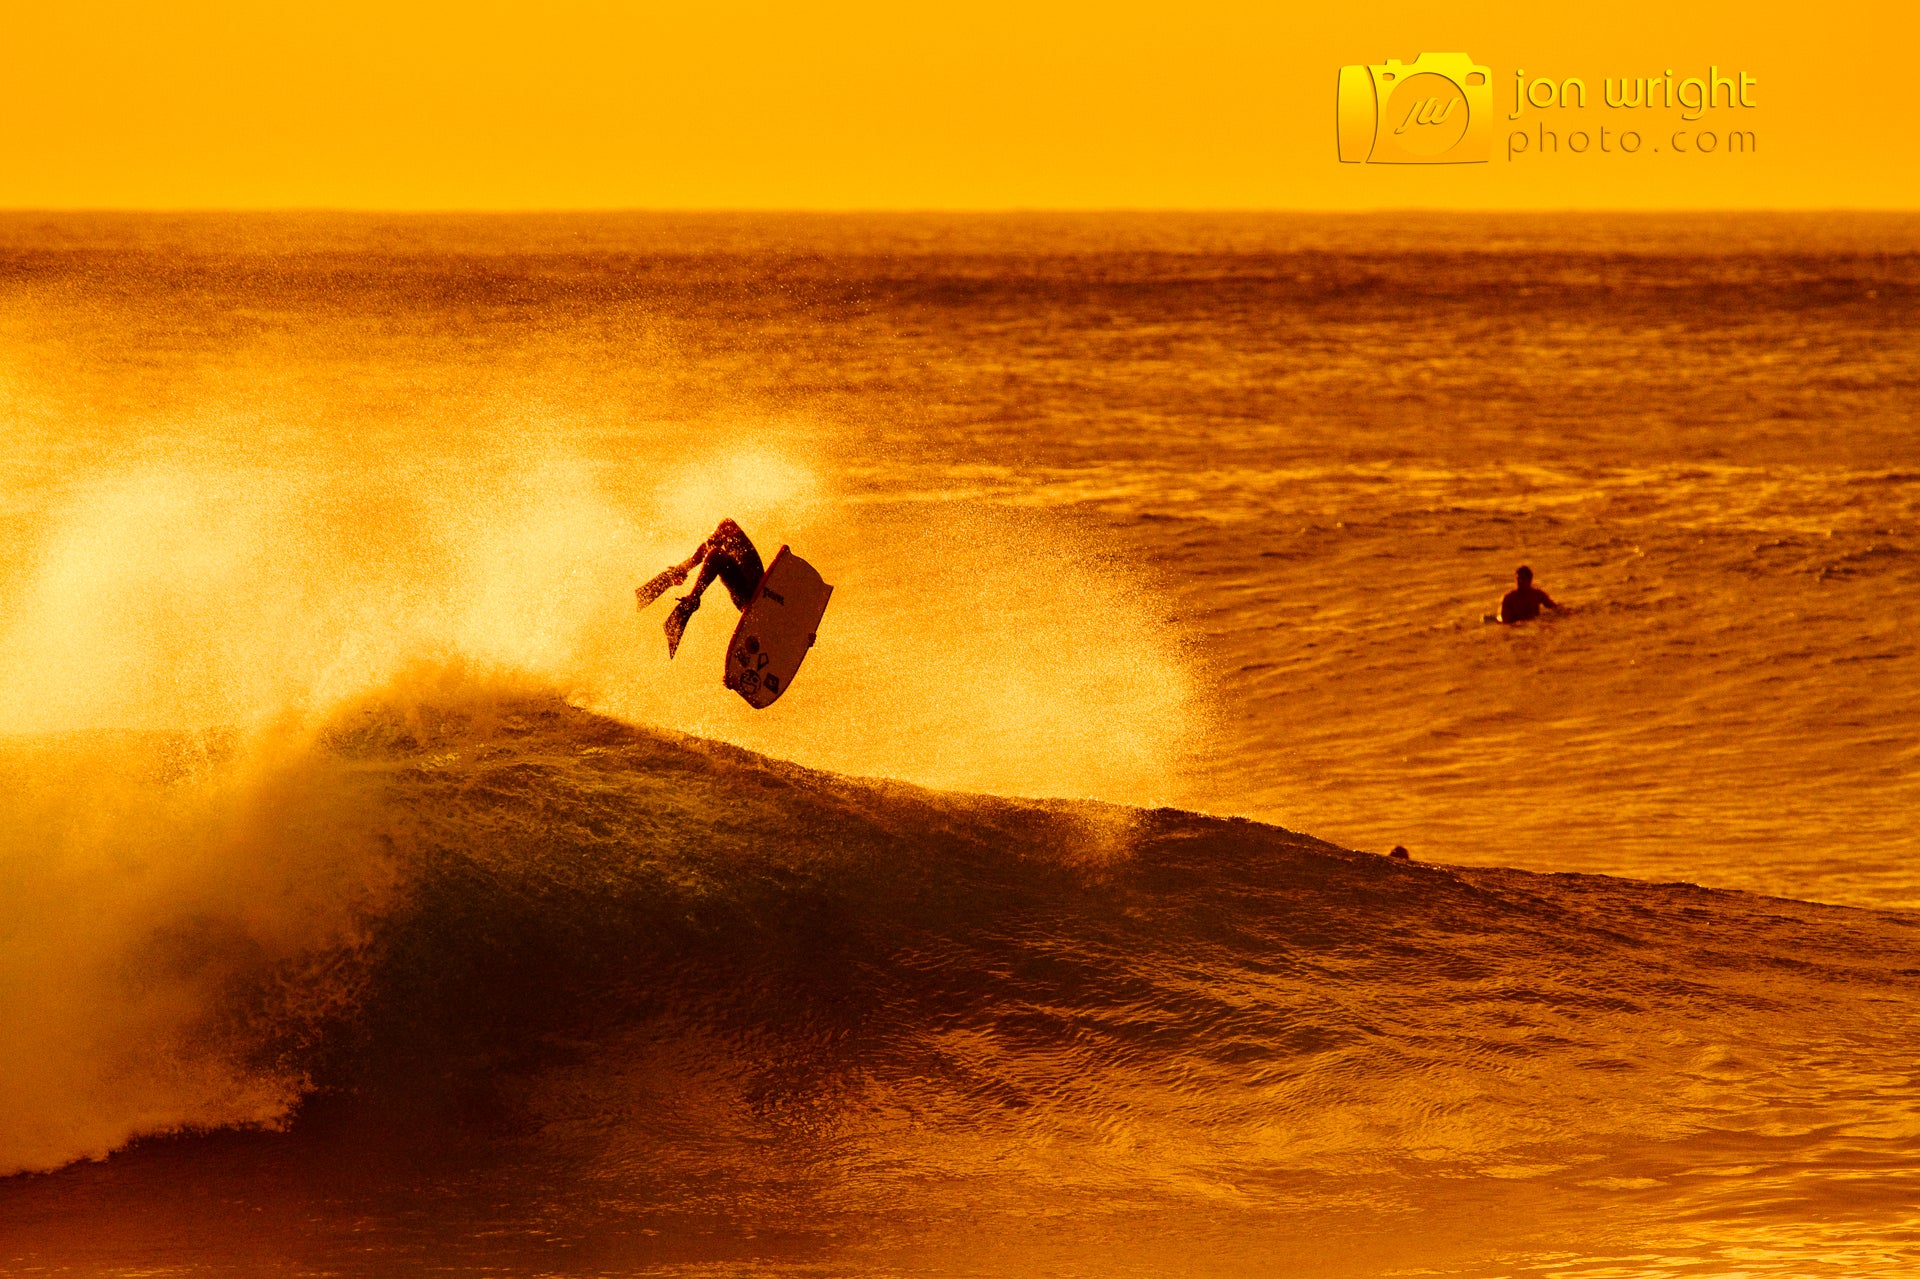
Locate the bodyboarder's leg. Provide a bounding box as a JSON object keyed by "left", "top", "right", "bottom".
{"left": 664, "top": 591, "right": 700, "bottom": 658}
{"left": 651, "top": 519, "right": 765, "bottom": 658}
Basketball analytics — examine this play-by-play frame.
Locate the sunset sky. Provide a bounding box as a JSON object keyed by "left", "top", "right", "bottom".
{"left": 1, "top": 0, "right": 1912, "bottom": 209}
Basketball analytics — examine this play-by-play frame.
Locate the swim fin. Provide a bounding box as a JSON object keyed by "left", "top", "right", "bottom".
{"left": 664, "top": 593, "right": 700, "bottom": 658}
{"left": 636, "top": 566, "right": 686, "bottom": 611}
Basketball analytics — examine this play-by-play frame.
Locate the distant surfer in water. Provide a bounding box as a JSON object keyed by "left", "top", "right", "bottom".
{"left": 1498, "top": 565, "right": 1563, "bottom": 624}
{"left": 636, "top": 518, "right": 765, "bottom": 658}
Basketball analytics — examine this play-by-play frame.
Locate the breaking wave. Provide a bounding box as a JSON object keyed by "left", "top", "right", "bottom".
{"left": 5, "top": 667, "right": 1917, "bottom": 1224}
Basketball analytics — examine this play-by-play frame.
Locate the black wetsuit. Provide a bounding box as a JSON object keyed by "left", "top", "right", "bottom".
{"left": 695, "top": 518, "right": 765, "bottom": 610}
{"left": 1499, "top": 584, "right": 1557, "bottom": 623}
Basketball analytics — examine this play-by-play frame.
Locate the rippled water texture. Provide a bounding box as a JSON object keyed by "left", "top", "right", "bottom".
{"left": 0, "top": 213, "right": 1916, "bottom": 1275}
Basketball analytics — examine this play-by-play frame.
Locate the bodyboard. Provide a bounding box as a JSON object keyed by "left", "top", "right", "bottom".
{"left": 724, "top": 546, "right": 832, "bottom": 709}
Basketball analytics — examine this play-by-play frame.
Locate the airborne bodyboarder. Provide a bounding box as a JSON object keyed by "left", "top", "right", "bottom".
{"left": 636, "top": 518, "right": 765, "bottom": 658}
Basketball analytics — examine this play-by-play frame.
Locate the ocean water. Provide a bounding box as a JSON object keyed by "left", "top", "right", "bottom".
{"left": 1, "top": 212, "right": 1917, "bottom": 1274}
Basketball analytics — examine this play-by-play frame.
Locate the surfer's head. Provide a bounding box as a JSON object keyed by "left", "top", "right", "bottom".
{"left": 1515, "top": 565, "right": 1533, "bottom": 586}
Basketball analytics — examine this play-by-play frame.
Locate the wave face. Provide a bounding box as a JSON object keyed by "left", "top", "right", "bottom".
{"left": 6, "top": 674, "right": 1919, "bottom": 1275}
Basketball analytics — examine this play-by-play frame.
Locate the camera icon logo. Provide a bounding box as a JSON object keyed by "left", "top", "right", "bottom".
{"left": 1337, "top": 52, "right": 1492, "bottom": 164}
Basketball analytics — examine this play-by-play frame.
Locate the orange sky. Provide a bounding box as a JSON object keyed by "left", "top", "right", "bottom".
{"left": 1, "top": 0, "right": 1911, "bottom": 209}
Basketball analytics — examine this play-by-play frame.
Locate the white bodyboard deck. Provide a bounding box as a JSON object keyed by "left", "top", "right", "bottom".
{"left": 724, "top": 546, "right": 832, "bottom": 709}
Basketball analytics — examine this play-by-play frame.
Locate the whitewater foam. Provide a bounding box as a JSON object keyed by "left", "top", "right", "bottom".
{"left": 0, "top": 721, "right": 396, "bottom": 1173}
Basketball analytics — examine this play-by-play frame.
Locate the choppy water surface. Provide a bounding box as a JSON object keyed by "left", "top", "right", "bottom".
{"left": 0, "top": 213, "right": 1916, "bottom": 1275}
